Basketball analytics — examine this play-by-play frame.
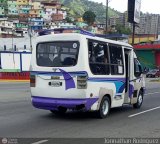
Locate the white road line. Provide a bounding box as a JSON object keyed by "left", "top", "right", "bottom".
{"left": 145, "top": 92, "right": 160, "bottom": 95}
{"left": 129, "top": 106, "right": 160, "bottom": 118}
{"left": 31, "top": 140, "right": 48, "bottom": 144}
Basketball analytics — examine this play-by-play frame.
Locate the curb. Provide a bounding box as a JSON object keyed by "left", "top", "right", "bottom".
{"left": 149, "top": 80, "right": 160, "bottom": 82}
{"left": 0, "top": 80, "right": 30, "bottom": 82}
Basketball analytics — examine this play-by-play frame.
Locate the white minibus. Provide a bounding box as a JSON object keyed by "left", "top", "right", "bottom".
{"left": 30, "top": 30, "right": 145, "bottom": 118}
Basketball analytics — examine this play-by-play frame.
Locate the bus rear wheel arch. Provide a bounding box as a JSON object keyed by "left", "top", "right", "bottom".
{"left": 97, "top": 95, "right": 111, "bottom": 119}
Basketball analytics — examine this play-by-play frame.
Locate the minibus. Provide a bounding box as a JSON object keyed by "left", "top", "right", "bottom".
{"left": 30, "top": 30, "right": 145, "bottom": 118}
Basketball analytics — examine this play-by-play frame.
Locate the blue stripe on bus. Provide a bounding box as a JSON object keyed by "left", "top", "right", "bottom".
{"left": 30, "top": 71, "right": 126, "bottom": 93}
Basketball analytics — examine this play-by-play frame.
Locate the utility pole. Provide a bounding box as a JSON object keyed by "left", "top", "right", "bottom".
{"left": 29, "top": 28, "right": 32, "bottom": 52}
{"left": 132, "top": 23, "right": 135, "bottom": 45}
{"left": 28, "top": 0, "right": 32, "bottom": 52}
{"left": 28, "top": 13, "right": 32, "bottom": 52}
{"left": 12, "top": 27, "right": 14, "bottom": 51}
{"left": 106, "top": 0, "right": 108, "bottom": 37}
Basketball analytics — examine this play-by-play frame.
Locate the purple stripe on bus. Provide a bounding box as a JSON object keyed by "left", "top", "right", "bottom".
{"left": 59, "top": 69, "right": 76, "bottom": 90}
{"left": 32, "top": 96, "right": 98, "bottom": 111}
{"left": 129, "top": 84, "right": 134, "bottom": 98}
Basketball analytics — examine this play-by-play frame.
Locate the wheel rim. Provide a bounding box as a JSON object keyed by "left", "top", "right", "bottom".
{"left": 138, "top": 94, "right": 143, "bottom": 105}
{"left": 102, "top": 100, "right": 109, "bottom": 115}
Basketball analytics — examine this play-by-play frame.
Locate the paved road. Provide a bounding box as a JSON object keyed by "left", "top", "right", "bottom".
{"left": 0, "top": 80, "right": 160, "bottom": 143}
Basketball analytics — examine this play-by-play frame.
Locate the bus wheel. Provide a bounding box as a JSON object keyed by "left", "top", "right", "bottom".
{"left": 50, "top": 107, "right": 67, "bottom": 115}
{"left": 133, "top": 91, "right": 143, "bottom": 109}
{"left": 97, "top": 96, "right": 111, "bottom": 119}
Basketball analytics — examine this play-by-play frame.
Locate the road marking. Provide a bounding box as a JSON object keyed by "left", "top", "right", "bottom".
{"left": 145, "top": 92, "right": 160, "bottom": 95}
{"left": 31, "top": 140, "right": 48, "bottom": 144}
{"left": 129, "top": 106, "right": 160, "bottom": 118}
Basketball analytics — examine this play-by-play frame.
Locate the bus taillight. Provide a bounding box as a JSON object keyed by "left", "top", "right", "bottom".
{"left": 30, "top": 74, "right": 36, "bottom": 87}
{"left": 77, "top": 75, "right": 87, "bottom": 89}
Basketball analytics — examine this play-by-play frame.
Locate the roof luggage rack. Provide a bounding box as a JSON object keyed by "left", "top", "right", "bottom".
{"left": 38, "top": 28, "right": 95, "bottom": 37}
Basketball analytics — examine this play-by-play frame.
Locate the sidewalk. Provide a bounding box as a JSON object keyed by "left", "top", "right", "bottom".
{"left": 0, "top": 80, "right": 30, "bottom": 82}
{"left": 145, "top": 78, "right": 160, "bottom": 89}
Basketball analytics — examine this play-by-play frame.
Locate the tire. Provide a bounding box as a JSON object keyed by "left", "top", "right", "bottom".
{"left": 50, "top": 107, "right": 67, "bottom": 115}
{"left": 133, "top": 91, "right": 143, "bottom": 109}
{"left": 97, "top": 96, "right": 111, "bottom": 119}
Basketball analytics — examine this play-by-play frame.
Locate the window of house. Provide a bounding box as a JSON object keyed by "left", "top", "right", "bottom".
{"left": 1, "top": 28, "right": 4, "bottom": 31}
{"left": 88, "top": 40, "right": 110, "bottom": 75}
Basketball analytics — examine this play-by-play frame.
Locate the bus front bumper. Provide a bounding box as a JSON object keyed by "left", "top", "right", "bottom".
{"left": 31, "top": 96, "right": 98, "bottom": 111}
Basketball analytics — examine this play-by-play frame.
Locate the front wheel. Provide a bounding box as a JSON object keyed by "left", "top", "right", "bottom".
{"left": 133, "top": 91, "right": 143, "bottom": 109}
{"left": 97, "top": 97, "right": 111, "bottom": 119}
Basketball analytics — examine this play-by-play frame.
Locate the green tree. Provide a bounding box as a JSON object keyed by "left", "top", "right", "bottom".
{"left": 83, "top": 10, "right": 96, "bottom": 26}
{"left": 115, "top": 24, "right": 131, "bottom": 35}
{"left": 65, "top": 16, "right": 73, "bottom": 23}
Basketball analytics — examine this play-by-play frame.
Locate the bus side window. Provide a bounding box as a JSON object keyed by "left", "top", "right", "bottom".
{"left": 109, "top": 45, "right": 124, "bottom": 75}
{"left": 88, "top": 40, "right": 110, "bottom": 75}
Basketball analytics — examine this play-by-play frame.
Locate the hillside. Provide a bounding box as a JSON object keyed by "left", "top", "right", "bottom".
{"left": 60, "top": 0, "right": 119, "bottom": 23}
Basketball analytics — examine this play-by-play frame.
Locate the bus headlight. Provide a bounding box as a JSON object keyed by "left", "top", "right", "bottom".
{"left": 77, "top": 75, "right": 87, "bottom": 89}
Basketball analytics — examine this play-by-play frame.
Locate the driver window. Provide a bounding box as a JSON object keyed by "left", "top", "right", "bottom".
{"left": 134, "top": 59, "right": 142, "bottom": 77}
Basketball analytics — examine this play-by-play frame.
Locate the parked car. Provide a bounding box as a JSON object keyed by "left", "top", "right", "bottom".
{"left": 146, "top": 69, "right": 160, "bottom": 77}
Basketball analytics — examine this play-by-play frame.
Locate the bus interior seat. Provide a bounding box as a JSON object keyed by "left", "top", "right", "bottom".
{"left": 63, "top": 57, "right": 75, "bottom": 66}
{"left": 52, "top": 56, "right": 61, "bottom": 66}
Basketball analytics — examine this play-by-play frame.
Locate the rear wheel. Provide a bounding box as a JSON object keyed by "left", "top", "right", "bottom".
{"left": 50, "top": 107, "right": 67, "bottom": 115}
{"left": 97, "top": 97, "right": 111, "bottom": 119}
{"left": 133, "top": 91, "right": 143, "bottom": 109}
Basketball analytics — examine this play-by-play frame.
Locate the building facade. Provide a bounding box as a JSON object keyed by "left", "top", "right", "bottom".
{"left": 29, "top": 17, "right": 43, "bottom": 30}
{"left": 17, "top": 0, "right": 29, "bottom": 7}
{"left": 7, "top": 0, "right": 18, "bottom": 15}
{"left": 138, "top": 14, "right": 160, "bottom": 35}
{"left": 51, "top": 13, "right": 63, "bottom": 21}
{"left": 134, "top": 43, "right": 160, "bottom": 69}
{"left": 0, "top": 21, "right": 15, "bottom": 36}
{"left": 0, "top": 0, "right": 7, "bottom": 17}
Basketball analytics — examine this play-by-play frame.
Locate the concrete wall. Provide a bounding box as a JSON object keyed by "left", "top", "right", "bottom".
{"left": 0, "top": 51, "right": 31, "bottom": 72}
{"left": 0, "top": 37, "right": 35, "bottom": 50}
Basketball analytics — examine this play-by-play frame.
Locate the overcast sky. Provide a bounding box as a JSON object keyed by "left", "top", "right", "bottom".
{"left": 91, "top": 0, "right": 160, "bottom": 14}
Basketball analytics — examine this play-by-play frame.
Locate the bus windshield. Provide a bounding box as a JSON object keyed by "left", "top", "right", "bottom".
{"left": 37, "top": 41, "right": 79, "bottom": 67}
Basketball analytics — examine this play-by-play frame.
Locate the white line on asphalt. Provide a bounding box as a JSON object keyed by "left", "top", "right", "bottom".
{"left": 145, "top": 92, "right": 160, "bottom": 95}
{"left": 31, "top": 140, "right": 48, "bottom": 144}
{"left": 128, "top": 106, "right": 160, "bottom": 118}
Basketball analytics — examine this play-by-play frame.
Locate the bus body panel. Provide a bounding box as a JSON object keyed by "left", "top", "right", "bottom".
{"left": 30, "top": 33, "right": 145, "bottom": 112}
